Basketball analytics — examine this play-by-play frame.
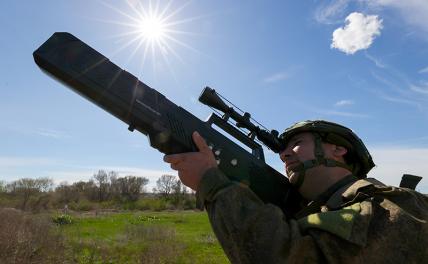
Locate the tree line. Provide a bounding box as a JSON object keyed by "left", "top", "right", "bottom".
{"left": 0, "top": 170, "right": 195, "bottom": 212}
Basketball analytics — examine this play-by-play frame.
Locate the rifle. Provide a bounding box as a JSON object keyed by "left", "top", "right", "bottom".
{"left": 33, "top": 32, "right": 302, "bottom": 216}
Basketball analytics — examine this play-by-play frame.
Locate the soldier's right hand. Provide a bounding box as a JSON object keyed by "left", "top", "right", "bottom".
{"left": 163, "top": 131, "right": 217, "bottom": 191}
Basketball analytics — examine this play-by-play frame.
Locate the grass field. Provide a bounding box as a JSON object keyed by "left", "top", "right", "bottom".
{"left": 61, "top": 211, "right": 229, "bottom": 263}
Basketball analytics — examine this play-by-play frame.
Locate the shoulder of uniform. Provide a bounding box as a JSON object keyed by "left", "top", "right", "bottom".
{"left": 298, "top": 201, "right": 373, "bottom": 246}
{"left": 345, "top": 177, "right": 384, "bottom": 194}
{"left": 337, "top": 178, "right": 384, "bottom": 202}
{"left": 324, "top": 178, "right": 382, "bottom": 209}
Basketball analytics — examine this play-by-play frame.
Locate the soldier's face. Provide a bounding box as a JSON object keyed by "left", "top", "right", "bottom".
{"left": 279, "top": 132, "right": 316, "bottom": 184}
{"left": 279, "top": 132, "right": 345, "bottom": 185}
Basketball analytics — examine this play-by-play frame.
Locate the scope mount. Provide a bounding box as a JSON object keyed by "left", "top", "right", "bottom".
{"left": 199, "top": 86, "right": 284, "bottom": 154}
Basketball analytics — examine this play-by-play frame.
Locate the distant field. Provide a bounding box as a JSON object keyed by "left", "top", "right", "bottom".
{"left": 61, "top": 210, "right": 229, "bottom": 263}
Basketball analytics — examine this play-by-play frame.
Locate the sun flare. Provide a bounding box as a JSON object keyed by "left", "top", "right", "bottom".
{"left": 138, "top": 15, "right": 167, "bottom": 42}
{"left": 99, "top": 0, "right": 202, "bottom": 79}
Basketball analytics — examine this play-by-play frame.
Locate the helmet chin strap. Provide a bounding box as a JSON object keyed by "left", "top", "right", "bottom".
{"left": 288, "top": 133, "right": 353, "bottom": 190}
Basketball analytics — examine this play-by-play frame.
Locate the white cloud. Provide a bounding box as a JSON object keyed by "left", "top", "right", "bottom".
{"left": 379, "top": 94, "right": 422, "bottom": 108}
{"left": 368, "top": 147, "right": 428, "bottom": 192}
{"left": 304, "top": 104, "right": 369, "bottom": 118}
{"left": 0, "top": 157, "right": 57, "bottom": 167}
{"left": 335, "top": 99, "right": 354, "bottom": 106}
{"left": 331, "top": 12, "right": 383, "bottom": 54}
{"left": 320, "top": 109, "right": 369, "bottom": 118}
{"left": 419, "top": 67, "right": 428, "bottom": 74}
{"left": 264, "top": 72, "right": 289, "bottom": 83}
{"left": 365, "top": 52, "right": 386, "bottom": 68}
{"left": 410, "top": 82, "right": 428, "bottom": 95}
{"left": 316, "top": 1, "right": 428, "bottom": 38}
{"left": 315, "top": 0, "right": 351, "bottom": 24}
{"left": 35, "top": 128, "right": 70, "bottom": 139}
{"left": 362, "top": 0, "right": 428, "bottom": 34}
{"left": 370, "top": 71, "right": 426, "bottom": 111}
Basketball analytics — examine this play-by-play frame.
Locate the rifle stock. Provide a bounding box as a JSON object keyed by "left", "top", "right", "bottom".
{"left": 33, "top": 32, "right": 302, "bottom": 216}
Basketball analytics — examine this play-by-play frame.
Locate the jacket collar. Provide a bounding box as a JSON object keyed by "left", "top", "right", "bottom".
{"left": 326, "top": 178, "right": 385, "bottom": 210}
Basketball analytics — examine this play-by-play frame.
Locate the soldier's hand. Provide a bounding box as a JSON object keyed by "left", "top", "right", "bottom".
{"left": 163, "top": 131, "right": 217, "bottom": 191}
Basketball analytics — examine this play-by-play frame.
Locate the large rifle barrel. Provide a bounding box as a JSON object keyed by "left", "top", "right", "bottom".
{"left": 33, "top": 32, "right": 303, "bottom": 216}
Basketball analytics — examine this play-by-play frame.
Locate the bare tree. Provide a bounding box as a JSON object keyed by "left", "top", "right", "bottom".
{"left": 55, "top": 181, "right": 79, "bottom": 204}
{"left": 6, "top": 177, "right": 53, "bottom": 210}
{"left": 70, "top": 180, "right": 97, "bottom": 201}
{"left": 115, "top": 176, "right": 149, "bottom": 202}
{"left": 107, "top": 171, "right": 119, "bottom": 198}
{"left": 155, "top": 175, "right": 176, "bottom": 198}
{"left": 172, "top": 179, "right": 187, "bottom": 196}
{"left": 172, "top": 179, "right": 183, "bottom": 204}
{"left": 93, "top": 170, "right": 109, "bottom": 202}
{"left": 92, "top": 170, "right": 149, "bottom": 202}
{"left": 37, "top": 177, "right": 53, "bottom": 192}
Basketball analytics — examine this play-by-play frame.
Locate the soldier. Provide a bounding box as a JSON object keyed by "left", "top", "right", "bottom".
{"left": 164, "top": 120, "right": 428, "bottom": 263}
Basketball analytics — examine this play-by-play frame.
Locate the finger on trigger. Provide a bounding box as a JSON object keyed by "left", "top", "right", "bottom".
{"left": 163, "top": 154, "right": 183, "bottom": 164}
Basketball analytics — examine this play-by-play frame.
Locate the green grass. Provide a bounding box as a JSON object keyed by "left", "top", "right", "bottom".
{"left": 61, "top": 211, "right": 229, "bottom": 263}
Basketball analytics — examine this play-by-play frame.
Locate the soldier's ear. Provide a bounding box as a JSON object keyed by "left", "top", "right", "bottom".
{"left": 333, "top": 145, "right": 347, "bottom": 158}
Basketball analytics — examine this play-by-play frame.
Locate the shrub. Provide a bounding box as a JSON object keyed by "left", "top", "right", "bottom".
{"left": 182, "top": 195, "right": 197, "bottom": 210}
{"left": 0, "top": 208, "right": 68, "bottom": 263}
{"left": 52, "top": 214, "right": 74, "bottom": 225}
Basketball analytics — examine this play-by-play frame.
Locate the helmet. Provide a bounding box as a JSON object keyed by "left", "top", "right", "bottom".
{"left": 279, "top": 120, "right": 375, "bottom": 178}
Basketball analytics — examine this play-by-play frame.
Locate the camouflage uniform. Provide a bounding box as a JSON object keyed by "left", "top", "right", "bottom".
{"left": 197, "top": 168, "right": 428, "bottom": 264}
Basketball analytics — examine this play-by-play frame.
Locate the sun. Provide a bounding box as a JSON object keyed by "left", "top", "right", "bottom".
{"left": 99, "top": 0, "right": 201, "bottom": 79}
{"left": 138, "top": 15, "right": 166, "bottom": 42}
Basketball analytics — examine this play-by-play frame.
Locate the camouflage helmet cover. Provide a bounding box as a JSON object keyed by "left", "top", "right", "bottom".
{"left": 279, "top": 120, "right": 375, "bottom": 177}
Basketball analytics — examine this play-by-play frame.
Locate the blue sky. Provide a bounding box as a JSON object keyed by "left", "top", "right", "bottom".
{"left": 1, "top": 0, "right": 427, "bottom": 192}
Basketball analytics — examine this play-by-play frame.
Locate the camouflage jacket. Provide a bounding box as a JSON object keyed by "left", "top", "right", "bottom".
{"left": 197, "top": 168, "right": 428, "bottom": 264}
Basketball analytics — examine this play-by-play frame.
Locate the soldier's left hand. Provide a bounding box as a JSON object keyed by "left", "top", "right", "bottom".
{"left": 163, "top": 131, "right": 217, "bottom": 191}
